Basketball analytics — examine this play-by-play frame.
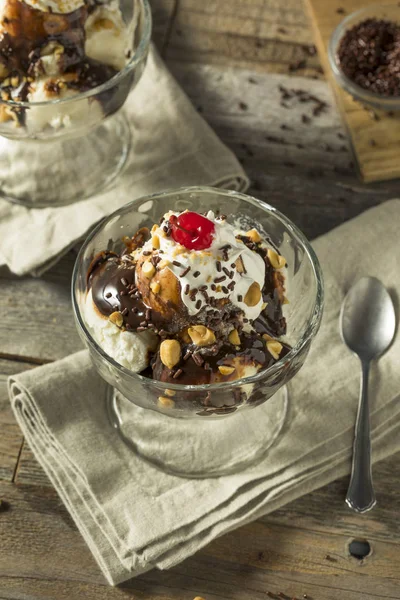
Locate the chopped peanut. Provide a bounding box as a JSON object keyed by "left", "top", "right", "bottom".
{"left": 160, "top": 339, "right": 181, "bottom": 370}
{"left": 188, "top": 325, "right": 216, "bottom": 346}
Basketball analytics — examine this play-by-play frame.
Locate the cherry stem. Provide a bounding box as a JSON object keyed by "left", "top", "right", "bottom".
{"left": 175, "top": 223, "right": 194, "bottom": 235}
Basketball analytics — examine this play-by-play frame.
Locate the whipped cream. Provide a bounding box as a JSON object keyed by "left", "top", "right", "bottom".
{"left": 21, "top": 0, "right": 85, "bottom": 13}
{"left": 141, "top": 211, "right": 267, "bottom": 322}
{"left": 85, "top": 289, "right": 156, "bottom": 372}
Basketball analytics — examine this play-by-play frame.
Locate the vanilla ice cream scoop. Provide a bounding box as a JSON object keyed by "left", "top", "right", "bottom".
{"left": 85, "top": 289, "right": 157, "bottom": 372}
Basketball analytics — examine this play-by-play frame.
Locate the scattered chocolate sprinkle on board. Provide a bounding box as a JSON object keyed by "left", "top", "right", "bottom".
{"left": 305, "top": 0, "right": 400, "bottom": 182}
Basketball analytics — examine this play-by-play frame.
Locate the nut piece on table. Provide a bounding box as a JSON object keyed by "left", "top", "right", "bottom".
{"left": 109, "top": 311, "right": 123, "bottom": 327}
{"left": 188, "top": 325, "right": 216, "bottom": 346}
{"left": 266, "top": 340, "right": 283, "bottom": 360}
{"left": 160, "top": 339, "right": 181, "bottom": 370}
{"left": 267, "top": 248, "right": 286, "bottom": 269}
{"left": 244, "top": 281, "right": 262, "bottom": 307}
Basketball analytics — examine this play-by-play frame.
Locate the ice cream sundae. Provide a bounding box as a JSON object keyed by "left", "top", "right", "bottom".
{"left": 84, "top": 209, "right": 290, "bottom": 393}
{"left": 0, "top": 0, "right": 133, "bottom": 129}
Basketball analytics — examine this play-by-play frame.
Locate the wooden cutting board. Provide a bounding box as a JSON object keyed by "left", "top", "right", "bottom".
{"left": 305, "top": 0, "right": 400, "bottom": 183}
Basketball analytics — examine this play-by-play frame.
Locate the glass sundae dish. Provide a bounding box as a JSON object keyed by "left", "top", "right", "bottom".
{"left": 73, "top": 187, "right": 324, "bottom": 477}
{"left": 0, "top": 0, "right": 151, "bottom": 206}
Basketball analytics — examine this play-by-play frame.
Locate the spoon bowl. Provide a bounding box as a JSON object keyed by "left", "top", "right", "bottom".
{"left": 341, "top": 277, "right": 396, "bottom": 362}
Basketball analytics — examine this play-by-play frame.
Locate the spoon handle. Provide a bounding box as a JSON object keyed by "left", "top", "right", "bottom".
{"left": 346, "top": 360, "right": 376, "bottom": 513}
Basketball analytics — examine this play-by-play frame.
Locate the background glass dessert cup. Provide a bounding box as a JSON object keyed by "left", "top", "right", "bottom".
{"left": 0, "top": 0, "right": 151, "bottom": 207}
{"left": 72, "top": 187, "right": 324, "bottom": 477}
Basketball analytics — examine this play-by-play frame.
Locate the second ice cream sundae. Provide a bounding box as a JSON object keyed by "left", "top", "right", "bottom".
{"left": 85, "top": 209, "right": 290, "bottom": 397}
{"left": 0, "top": 0, "right": 134, "bottom": 130}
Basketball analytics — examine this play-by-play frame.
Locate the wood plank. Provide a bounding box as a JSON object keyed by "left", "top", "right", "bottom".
{"left": 166, "top": 0, "right": 322, "bottom": 75}
{"left": 2, "top": 466, "right": 400, "bottom": 599}
{"left": 0, "top": 252, "right": 83, "bottom": 363}
{"left": 168, "top": 61, "right": 400, "bottom": 238}
{"left": 305, "top": 0, "right": 400, "bottom": 183}
{"left": 0, "top": 360, "right": 34, "bottom": 483}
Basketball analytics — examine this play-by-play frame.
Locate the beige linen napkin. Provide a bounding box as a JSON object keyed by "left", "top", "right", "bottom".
{"left": 9, "top": 199, "right": 400, "bottom": 586}
{"left": 0, "top": 44, "right": 248, "bottom": 276}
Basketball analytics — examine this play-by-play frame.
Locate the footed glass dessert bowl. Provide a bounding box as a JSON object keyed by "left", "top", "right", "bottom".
{"left": 72, "top": 186, "right": 324, "bottom": 477}
{"left": 0, "top": 0, "right": 151, "bottom": 207}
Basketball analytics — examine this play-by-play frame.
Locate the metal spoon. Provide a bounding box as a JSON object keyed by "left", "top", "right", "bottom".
{"left": 340, "top": 276, "right": 396, "bottom": 513}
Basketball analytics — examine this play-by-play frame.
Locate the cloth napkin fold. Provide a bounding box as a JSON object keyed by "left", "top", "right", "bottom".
{"left": 9, "top": 199, "right": 400, "bottom": 586}
{"left": 0, "top": 45, "right": 248, "bottom": 276}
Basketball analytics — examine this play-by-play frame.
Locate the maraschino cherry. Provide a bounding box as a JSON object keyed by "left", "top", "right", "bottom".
{"left": 169, "top": 212, "right": 215, "bottom": 250}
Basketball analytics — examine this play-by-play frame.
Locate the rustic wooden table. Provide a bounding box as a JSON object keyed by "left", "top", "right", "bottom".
{"left": 1, "top": 1, "right": 400, "bottom": 599}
